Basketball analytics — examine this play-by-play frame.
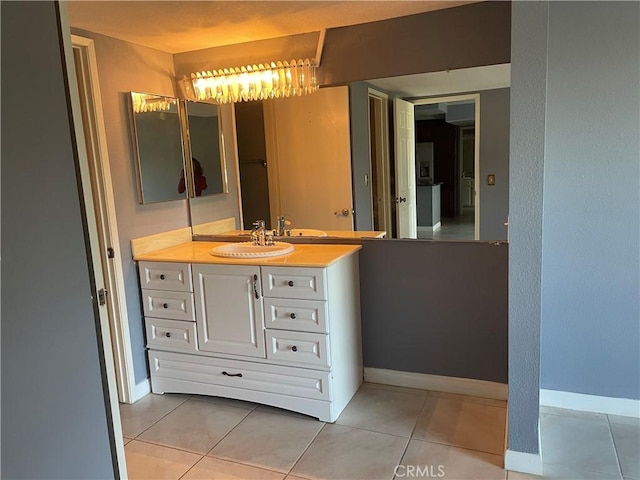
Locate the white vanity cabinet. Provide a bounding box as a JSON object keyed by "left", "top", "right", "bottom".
{"left": 138, "top": 244, "right": 362, "bottom": 422}
{"left": 140, "top": 262, "right": 198, "bottom": 354}
{"left": 193, "top": 264, "right": 265, "bottom": 358}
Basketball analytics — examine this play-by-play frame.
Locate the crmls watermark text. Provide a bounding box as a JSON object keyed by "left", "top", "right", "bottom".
{"left": 394, "top": 465, "right": 446, "bottom": 478}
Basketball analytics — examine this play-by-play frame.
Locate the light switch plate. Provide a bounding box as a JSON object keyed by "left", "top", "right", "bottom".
{"left": 487, "top": 174, "right": 496, "bottom": 186}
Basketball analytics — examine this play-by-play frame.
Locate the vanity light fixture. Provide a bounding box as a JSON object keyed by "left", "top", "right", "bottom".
{"left": 131, "top": 92, "right": 173, "bottom": 113}
{"left": 188, "top": 58, "right": 319, "bottom": 104}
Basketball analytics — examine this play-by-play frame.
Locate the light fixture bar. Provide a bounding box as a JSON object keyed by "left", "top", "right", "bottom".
{"left": 189, "top": 58, "right": 318, "bottom": 104}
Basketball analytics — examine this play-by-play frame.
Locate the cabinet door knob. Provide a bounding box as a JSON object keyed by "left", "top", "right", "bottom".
{"left": 160, "top": 274, "right": 166, "bottom": 280}
{"left": 165, "top": 332, "right": 171, "bottom": 338}
{"left": 221, "top": 371, "right": 243, "bottom": 378}
{"left": 289, "top": 313, "right": 296, "bottom": 319}
{"left": 162, "top": 303, "right": 169, "bottom": 309}
{"left": 288, "top": 280, "right": 294, "bottom": 287}
{"left": 291, "top": 345, "right": 298, "bottom": 352}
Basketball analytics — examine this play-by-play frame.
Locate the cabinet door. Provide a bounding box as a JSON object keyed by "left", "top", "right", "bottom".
{"left": 193, "top": 264, "right": 265, "bottom": 358}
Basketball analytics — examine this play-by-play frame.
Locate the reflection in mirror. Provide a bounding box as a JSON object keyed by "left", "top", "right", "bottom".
{"left": 130, "top": 92, "right": 186, "bottom": 204}
{"left": 184, "top": 101, "right": 227, "bottom": 197}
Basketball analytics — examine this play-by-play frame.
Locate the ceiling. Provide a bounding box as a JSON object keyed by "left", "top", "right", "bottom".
{"left": 66, "top": 1, "right": 478, "bottom": 54}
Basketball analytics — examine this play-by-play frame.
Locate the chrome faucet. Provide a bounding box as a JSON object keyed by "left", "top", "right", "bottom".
{"left": 251, "top": 220, "right": 266, "bottom": 246}
{"left": 276, "top": 215, "right": 287, "bottom": 236}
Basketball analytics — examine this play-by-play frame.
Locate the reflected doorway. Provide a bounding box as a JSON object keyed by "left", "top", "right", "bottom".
{"left": 235, "top": 102, "right": 271, "bottom": 230}
{"left": 413, "top": 94, "right": 479, "bottom": 241}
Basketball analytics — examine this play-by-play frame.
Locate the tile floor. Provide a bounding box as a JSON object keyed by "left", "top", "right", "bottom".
{"left": 120, "top": 383, "right": 639, "bottom": 480}
{"left": 418, "top": 208, "right": 476, "bottom": 241}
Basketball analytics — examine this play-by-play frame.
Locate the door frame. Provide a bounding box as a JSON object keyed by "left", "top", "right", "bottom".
{"left": 63, "top": 26, "right": 127, "bottom": 477}
{"left": 413, "top": 93, "right": 480, "bottom": 240}
{"left": 71, "top": 35, "right": 137, "bottom": 403}
{"left": 367, "top": 88, "right": 392, "bottom": 233}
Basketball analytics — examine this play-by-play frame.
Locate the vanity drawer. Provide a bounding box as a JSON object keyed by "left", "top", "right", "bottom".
{"left": 265, "top": 330, "right": 330, "bottom": 368}
{"left": 261, "top": 267, "right": 326, "bottom": 300}
{"left": 139, "top": 261, "right": 193, "bottom": 292}
{"left": 142, "top": 289, "right": 195, "bottom": 321}
{"left": 149, "top": 350, "right": 331, "bottom": 400}
{"left": 264, "top": 298, "right": 328, "bottom": 333}
{"left": 146, "top": 318, "right": 198, "bottom": 353}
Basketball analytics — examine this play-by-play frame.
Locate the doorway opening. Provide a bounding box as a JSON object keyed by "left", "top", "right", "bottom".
{"left": 368, "top": 89, "right": 392, "bottom": 233}
{"left": 413, "top": 94, "right": 480, "bottom": 241}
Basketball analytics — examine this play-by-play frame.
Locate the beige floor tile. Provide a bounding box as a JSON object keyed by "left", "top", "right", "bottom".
{"left": 336, "top": 384, "right": 426, "bottom": 437}
{"left": 137, "top": 399, "right": 250, "bottom": 454}
{"left": 119, "top": 393, "right": 189, "bottom": 438}
{"left": 285, "top": 476, "right": 311, "bottom": 480}
{"left": 611, "top": 422, "right": 640, "bottom": 479}
{"left": 189, "top": 394, "right": 258, "bottom": 410}
{"left": 543, "top": 463, "right": 622, "bottom": 479}
{"left": 540, "top": 413, "right": 620, "bottom": 476}
{"left": 254, "top": 404, "right": 318, "bottom": 419}
{"left": 412, "top": 397, "right": 506, "bottom": 455}
{"left": 506, "top": 471, "right": 540, "bottom": 479}
{"left": 429, "top": 391, "right": 507, "bottom": 408}
{"left": 125, "top": 440, "right": 201, "bottom": 480}
{"left": 123, "top": 436, "right": 132, "bottom": 446}
{"left": 209, "top": 410, "right": 324, "bottom": 473}
{"left": 291, "top": 424, "right": 409, "bottom": 480}
{"left": 399, "top": 439, "right": 505, "bottom": 480}
{"left": 364, "top": 382, "right": 430, "bottom": 397}
{"left": 608, "top": 414, "right": 640, "bottom": 427}
{"left": 182, "top": 456, "right": 286, "bottom": 479}
{"left": 540, "top": 406, "right": 607, "bottom": 422}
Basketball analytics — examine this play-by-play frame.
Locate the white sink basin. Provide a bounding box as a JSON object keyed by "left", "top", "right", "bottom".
{"left": 288, "top": 228, "right": 328, "bottom": 237}
{"left": 211, "top": 241, "right": 295, "bottom": 258}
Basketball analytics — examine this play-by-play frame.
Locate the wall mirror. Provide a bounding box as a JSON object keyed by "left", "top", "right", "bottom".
{"left": 183, "top": 100, "right": 227, "bottom": 197}
{"left": 231, "top": 66, "right": 510, "bottom": 242}
{"left": 130, "top": 92, "right": 186, "bottom": 204}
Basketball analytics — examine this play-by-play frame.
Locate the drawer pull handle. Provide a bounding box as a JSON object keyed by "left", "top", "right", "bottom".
{"left": 160, "top": 274, "right": 166, "bottom": 280}
{"left": 222, "top": 371, "right": 243, "bottom": 378}
{"left": 291, "top": 345, "right": 298, "bottom": 352}
{"left": 163, "top": 303, "right": 169, "bottom": 309}
{"left": 165, "top": 332, "right": 171, "bottom": 338}
{"left": 253, "top": 274, "right": 260, "bottom": 300}
{"left": 289, "top": 313, "right": 297, "bottom": 319}
{"left": 288, "top": 280, "right": 294, "bottom": 287}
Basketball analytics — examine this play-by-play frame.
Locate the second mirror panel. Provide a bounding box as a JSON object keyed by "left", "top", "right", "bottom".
{"left": 184, "top": 101, "right": 227, "bottom": 198}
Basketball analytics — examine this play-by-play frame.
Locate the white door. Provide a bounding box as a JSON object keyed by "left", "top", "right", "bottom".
{"left": 193, "top": 264, "right": 266, "bottom": 358}
{"left": 264, "top": 86, "right": 353, "bottom": 231}
{"left": 393, "top": 98, "right": 417, "bottom": 238}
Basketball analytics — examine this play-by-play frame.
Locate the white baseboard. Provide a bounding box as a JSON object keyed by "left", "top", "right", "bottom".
{"left": 505, "top": 450, "right": 543, "bottom": 476}
{"left": 540, "top": 389, "right": 640, "bottom": 418}
{"left": 364, "top": 368, "right": 508, "bottom": 400}
{"left": 417, "top": 222, "right": 441, "bottom": 233}
{"left": 131, "top": 379, "right": 151, "bottom": 403}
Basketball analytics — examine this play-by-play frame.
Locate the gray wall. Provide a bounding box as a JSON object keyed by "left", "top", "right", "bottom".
{"left": 479, "top": 88, "right": 510, "bottom": 241}
{"left": 1, "top": 2, "right": 115, "bottom": 477}
{"left": 320, "top": 2, "right": 511, "bottom": 86}
{"left": 540, "top": 2, "right": 640, "bottom": 399}
{"left": 508, "top": 0, "right": 640, "bottom": 458}
{"left": 508, "top": 0, "right": 548, "bottom": 456}
{"left": 360, "top": 240, "right": 508, "bottom": 384}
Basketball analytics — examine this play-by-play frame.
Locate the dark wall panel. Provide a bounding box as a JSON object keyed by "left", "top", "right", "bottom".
{"left": 360, "top": 239, "right": 508, "bottom": 384}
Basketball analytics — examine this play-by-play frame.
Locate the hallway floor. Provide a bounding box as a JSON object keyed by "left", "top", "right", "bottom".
{"left": 418, "top": 207, "right": 476, "bottom": 241}
{"left": 120, "top": 383, "right": 639, "bottom": 479}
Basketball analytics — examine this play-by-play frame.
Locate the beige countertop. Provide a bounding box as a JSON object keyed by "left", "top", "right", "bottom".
{"left": 133, "top": 241, "right": 362, "bottom": 268}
